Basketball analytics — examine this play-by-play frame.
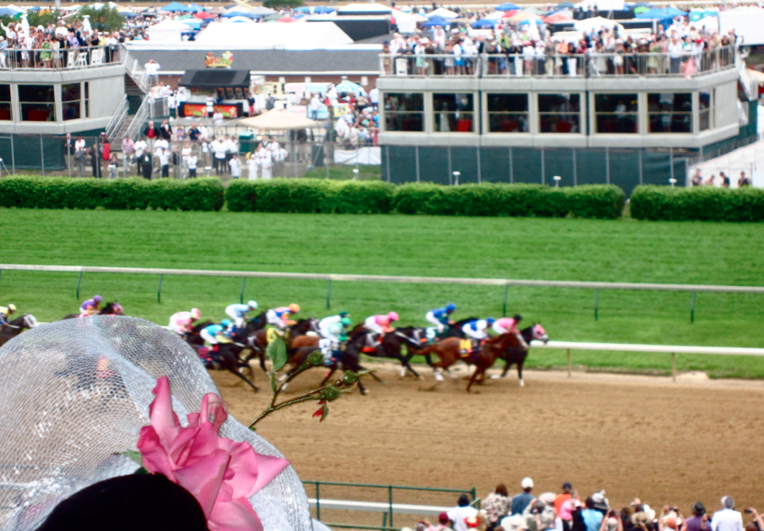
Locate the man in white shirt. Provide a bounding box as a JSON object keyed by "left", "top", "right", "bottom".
{"left": 447, "top": 494, "right": 478, "bottom": 531}
{"left": 668, "top": 35, "right": 683, "bottom": 74}
{"left": 154, "top": 138, "right": 169, "bottom": 157}
{"left": 144, "top": 59, "right": 160, "bottom": 85}
{"left": 213, "top": 137, "right": 227, "bottom": 175}
{"left": 309, "top": 94, "right": 321, "bottom": 120}
{"left": 228, "top": 153, "right": 241, "bottom": 179}
{"left": 711, "top": 497, "right": 743, "bottom": 531}
{"left": 54, "top": 21, "right": 68, "bottom": 38}
{"left": 134, "top": 137, "right": 147, "bottom": 161}
{"left": 157, "top": 148, "right": 170, "bottom": 178}
{"left": 369, "top": 87, "right": 379, "bottom": 109}
{"left": 187, "top": 153, "right": 198, "bottom": 178}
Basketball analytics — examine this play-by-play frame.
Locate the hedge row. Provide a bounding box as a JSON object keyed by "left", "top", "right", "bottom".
{"left": 0, "top": 177, "right": 225, "bottom": 211}
{"left": 630, "top": 186, "right": 764, "bottom": 222}
{"left": 226, "top": 180, "right": 626, "bottom": 219}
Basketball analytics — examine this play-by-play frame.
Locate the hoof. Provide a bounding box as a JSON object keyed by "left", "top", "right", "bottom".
{"left": 489, "top": 374, "right": 502, "bottom": 380}
{"left": 434, "top": 372, "right": 444, "bottom": 382}
{"left": 360, "top": 388, "right": 369, "bottom": 396}
{"left": 399, "top": 367, "right": 406, "bottom": 378}
{"left": 519, "top": 379, "right": 525, "bottom": 387}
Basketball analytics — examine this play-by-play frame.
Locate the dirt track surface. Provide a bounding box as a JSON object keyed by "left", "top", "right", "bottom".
{"left": 211, "top": 364, "right": 764, "bottom": 516}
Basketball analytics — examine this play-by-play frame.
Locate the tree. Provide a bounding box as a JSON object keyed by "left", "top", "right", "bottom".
{"left": 262, "top": 0, "right": 304, "bottom": 9}
{"left": 72, "top": 6, "right": 124, "bottom": 33}
{"left": 1, "top": 9, "right": 60, "bottom": 29}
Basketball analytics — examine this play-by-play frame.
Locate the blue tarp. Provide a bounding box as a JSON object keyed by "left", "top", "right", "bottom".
{"left": 294, "top": 6, "right": 311, "bottom": 12}
{"left": 163, "top": 2, "right": 193, "bottom": 11}
{"left": 518, "top": 18, "right": 544, "bottom": 25}
{"left": 496, "top": 3, "right": 521, "bottom": 11}
{"left": 0, "top": 6, "right": 21, "bottom": 15}
{"left": 221, "top": 11, "right": 258, "bottom": 18}
{"left": 421, "top": 16, "right": 450, "bottom": 27}
{"left": 471, "top": 18, "right": 497, "bottom": 28}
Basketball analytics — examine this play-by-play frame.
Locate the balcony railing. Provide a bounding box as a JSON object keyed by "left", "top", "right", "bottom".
{"left": 379, "top": 46, "right": 736, "bottom": 79}
{"left": 0, "top": 45, "right": 121, "bottom": 71}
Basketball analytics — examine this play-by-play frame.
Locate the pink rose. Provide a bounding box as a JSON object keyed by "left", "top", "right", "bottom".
{"left": 137, "top": 376, "right": 289, "bottom": 531}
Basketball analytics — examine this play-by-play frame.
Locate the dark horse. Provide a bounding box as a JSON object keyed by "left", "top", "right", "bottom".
{"left": 489, "top": 324, "right": 548, "bottom": 387}
{"left": 62, "top": 302, "right": 124, "bottom": 320}
{"left": 366, "top": 326, "right": 429, "bottom": 378}
{"left": 211, "top": 342, "right": 260, "bottom": 393}
{"left": 0, "top": 314, "right": 39, "bottom": 347}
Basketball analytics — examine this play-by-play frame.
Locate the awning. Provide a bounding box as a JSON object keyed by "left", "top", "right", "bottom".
{"left": 178, "top": 69, "right": 251, "bottom": 88}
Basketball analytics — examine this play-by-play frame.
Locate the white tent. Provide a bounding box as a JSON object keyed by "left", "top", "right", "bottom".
{"left": 427, "top": 7, "right": 459, "bottom": 19}
{"left": 337, "top": 3, "right": 391, "bottom": 14}
{"left": 576, "top": 0, "right": 625, "bottom": 10}
{"left": 694, "top": 15, "right": 718, "bottom": 32}
{"left": 392, "top": 9, "right": 428, "bottom": 33}
{"left": 194, "top": 21, "right": 353, "bottom": 49}
{"left": 573, "top": 16, "right": 622, "bottom": 32}
{"left": 148, "top": 19, "right": 193, "bottom": 43}
{"left": 484, "top": 11, "right": 506, "bottom": 20}
{"left": 237, "top": 109, "right": 317, "bottom": 130}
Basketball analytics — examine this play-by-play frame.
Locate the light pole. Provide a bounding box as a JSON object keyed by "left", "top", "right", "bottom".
{"left": 669, "top": 178, "right": 677, "bottom": 188}
{"left": 352, "top": 168, "right": 359, "bottom": 181}
{"left": 452, "top": 171, "right": 460, "bottom": 185}
{"left": 553, "top": 175, "right": 561, "bottom": 188}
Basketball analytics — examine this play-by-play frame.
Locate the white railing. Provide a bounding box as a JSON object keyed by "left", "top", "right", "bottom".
{"left": 105, "top": 95, "right": 129, "bottom": 144}
{"left": 530, "top": 340, "right": 764, "bottom": 382}
{"left": 0, "top": 45, "right": 119, "bottom": 71}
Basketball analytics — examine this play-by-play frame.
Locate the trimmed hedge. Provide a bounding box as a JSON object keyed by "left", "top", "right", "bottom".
{"left": 630, "top": 186, "right": 764, "bottom": 222}
{"left": 226, "top": 180, "right": 625, "bottom": 219}
{"left": 0, "top": 177, "right": 225, "bottom": 211}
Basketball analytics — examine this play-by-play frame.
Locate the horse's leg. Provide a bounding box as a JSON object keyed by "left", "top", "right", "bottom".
{"left": 467, "top": 367, "right": 482, "bottom": 392}
{"left": 399, "top": 355, "right": 420, "bottom": 379}
{"left": 319, "top": 365, "right": 337, "bottom": 387}
{"left": 228, "top": 367, "right": 259, "bottom": 392}
{"left": 517, "top": 359, "right": 525, "bottom": 387}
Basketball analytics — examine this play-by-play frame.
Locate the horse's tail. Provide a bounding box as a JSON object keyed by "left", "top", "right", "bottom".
{"left": 417, "top": 344, "right": 436, "bottom": 357}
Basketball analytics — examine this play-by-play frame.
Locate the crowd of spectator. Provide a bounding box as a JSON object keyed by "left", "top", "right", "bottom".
{"left": 690, "top": 169, "right": 752, "bottom": 188}
{"left": 402, "top": 479, "right": 758, "bottom": 531}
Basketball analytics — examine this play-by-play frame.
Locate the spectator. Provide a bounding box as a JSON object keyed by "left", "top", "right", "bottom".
{"left": 592, "top": 492, "right": 610, "bottom": 515}
{"left": 107, "top": 153, "right": 119, "bottom": 179}
{"left": 720, "top": 172, "right": 730, "bottom": 188}
{"left": 157, "top": 147, "right": 170, "bottom": 178}
{"left": 89, "top": 144, "right": 101, "bottom": 178}
{"left": 159, "top": 119, "right": 172, "bottom": 141}
{"left": 484, "top": 484, "right": 511, "bottom": 531}
{"left": 143, "top": 120, "right": 160, "bottom": 152}
{"left": 421, "top": 513, "right": 455, "bottom": 531}
{"left": 187, "top": 151, "right": 198, "bottom": 178}
{"left": 122, "top": 135, "right": 135, "bottom": 166}
{"left": 686, "top": 503, "right": 711, "bottom": 531}
{"left": 711, "top": 497, "right": 743, "bottom": 531}
{"left": 555, "top": 484, "right": 575, "bottom": 518}
{"left": 512, "top": 478, "right": 535, "bottom": 516}
{"left": 739, "top": 172, "right": 751, "bottom": 187}
{"left": 691, "top": 169, "right": 703, "bottom": 186}
{"left": 447, "top": 494, "right": 478, "bottom": 531}
{"left": 64, "top": 133, "right": 75, "bottom": 172}
{"left": 582, "top": 498, "right": 604, "bottom": 531}
{"left": 144, "top": 59, "right": 160, "bottom": 84}
{"left": 601, "top": 510, "right": 624, "bottom": 531}
{"left": 229, "top": 153, "right": 241, "bottom": 179}
{"left": 659, "top": 507, "right": 685, "bottom": 531}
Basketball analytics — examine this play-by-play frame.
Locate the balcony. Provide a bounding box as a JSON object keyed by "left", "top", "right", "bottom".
{"left": 0, "top": 45, "right": 121, "bottom": 71}
{"left": 379, "top": 46, "right": 736, "bottom": 79}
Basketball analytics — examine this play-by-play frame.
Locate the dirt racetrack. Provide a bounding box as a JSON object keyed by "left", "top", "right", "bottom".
{"left": 211, "top": 363, "right": 764, "bottom": 519}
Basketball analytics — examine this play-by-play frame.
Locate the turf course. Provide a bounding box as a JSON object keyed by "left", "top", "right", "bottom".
{"left": 1, "top": 209, "right": 764, "bottom": 378}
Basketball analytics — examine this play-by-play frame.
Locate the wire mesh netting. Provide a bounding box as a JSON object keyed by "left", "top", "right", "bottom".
{"left": 0, "top": 315, "right": 311, "bottom": 531}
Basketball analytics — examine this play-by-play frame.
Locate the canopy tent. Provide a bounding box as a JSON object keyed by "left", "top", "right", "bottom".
{"left": 693, "top": 15, "right": 718, "bottom": 31}
{"left": 426, "top": 7, "right": 458, "bottom": 18}
{"left": 194, "top": 10, "right": 216, "bottom": 19}
{"left": 392, "top": 9, "right": 428, "bottom": 33}
{"left": 179, "top": 69, "right": 251, "bottom": 88}
{"left": 0, "top": 6, "right": 21, "bottom": 16}
{"left": 557, "top": 1, "right": 575, "bottom": 7}
{"left": 335, "top": 79, "right": 363, "bottom": 94}
{"left": 148, "top": 19, "right": 195, "bottom": 42}
{"left": 186, "top": 3, "right": 205, "bottom": 11}
{"left": 237, "top": 110, "right": 317, "bottom": 130}
{"left": 574, "top": 16, "right": 622, "bottom": 31}
{"left": 119, "top": 10, "right": 139, "bottom": 18}
{"left": 502, "top": 10, "right": 519, "bottom": 17}
{"left": 635, "top": 6, "right": 686, "bottom": 28}
{"left": 577, "top": 0, "right": 626, "bottom": 10}
{"left": 484, "top": 11, "right": 506, "bottom": 20}
{"left": 194, "top": 21, "right": 353, "bottom": 49}
{"left": 279, "top": 16, "right": 298, "bottom": 22}
{"left": 225, "top": 16, "right": 254, "bottom": 23}
{"left": 336, "top": 3, "right": 391, "bottom": 14}
{"left": 518, "top": 18, "right": 544, "bottom": 25}
{"left": 421, "top": 16, "right": 450, "bottom": 28}
{"left": 162, "top": 1, "right": 193, "bottom": 12}
{"left": 505, "top": 11, "right": 541, "bottom": 23}
{"left": 222, "top": 11, "right": 259, "bottom": 18}
{"left": 544, "top": 11, "right": 574, "bottom": 23}
{"left": 471, "top": 18, "right": 498, "bottom": 28}
{"left": 633, "top": 6, "right": 650, "bottom": 13}
{"left": 495, "top": 2, "right": 521, "bottom": 11}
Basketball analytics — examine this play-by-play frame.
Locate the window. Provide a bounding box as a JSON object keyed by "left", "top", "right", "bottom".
{"left": 19, "top": 85, "right": 55, "bottom": 122}
{"left": 487, "top": 94, "right": 528, "bottom": 133}
{"left": 0, "top": 85, "right": 10, "bottom": 121}
{"left": 699, "top": 90, "right": 714, "bottom": 131}
{"left": 62, "top": 83, "right": 81, "bottom": 121}
{"left": 539, "top": 93, "right": 580, "bottom": 133}
{"left": 647, "top": 93, "right": 692, "bottom": 133}
{"left": 383, "top": 93, "right": 424, "bottom": 132}
{"left": 433, "top": 93, "right": 474, "bottom": 133}
{"left": 594, "top": 93, "right": 638, "bottom": 134}
{"left": 84, "top": 82, "right": 90, "bottom": 118}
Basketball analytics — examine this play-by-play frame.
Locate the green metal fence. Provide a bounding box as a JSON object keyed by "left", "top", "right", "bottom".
{"left": 302, "top": 480, "right": 477, "bottom": 531}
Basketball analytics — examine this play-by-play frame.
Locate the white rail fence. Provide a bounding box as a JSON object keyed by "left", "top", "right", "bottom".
{"left": 1, "top": 264, "right": 763, "bottom": 321}
{"left": 529, "top": 340, "right": 764, "bottom": 382}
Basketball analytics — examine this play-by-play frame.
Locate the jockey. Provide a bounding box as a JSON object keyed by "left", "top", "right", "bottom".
{"left": 168, "top": 308, "right": 201, "bottom": 336}
{"left": 364, "top": 312, "right": 399, "bottom": 346}
{"left": 0, "top": 304, "right": 16, "bottom": 327}
{"left": 318, "top": 311, "right": 349, "bottom": 338}
{"left": 200, "top": 319, "right": 233, "bottom": 347}
{"left": 111, "top": 302, "right": 124, "bottom": 315}
{"left": 493, "top": 314, "right": 528, "bottom": 348}
{"left": 462, "top": 318, "right": 495, "bottom": 351}
{"left": 266, "top": 304, "right": 300, "bottom": 330}
{"left": 80, "top": 295, "right": 102, "bottom": 316}
{"left": 319, "top": 317, "right": 352, "bottom": 365}
{"left": 425, "top": 303, "right": 456, "bottom": 333}
{"left": 225, "top": 300, "right": 258, "bottom": 330}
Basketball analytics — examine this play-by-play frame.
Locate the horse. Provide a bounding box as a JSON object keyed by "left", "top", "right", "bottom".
{"left": 211, "top": 342, "right": 260, "bottom": 393}
{"left": 62, "top": 302, "right": 124, "bottom": 320}
{"left": 0, "top": 314, "right": 39, "bottom": 347}
{"left": 359, "top": 326, "right": 428, "bottom": 378}
{"left": 467, "top": 332, "right": 525, "bottom": 392}
{"left": 490, "top": 324, "right": 549, "bottom": 387}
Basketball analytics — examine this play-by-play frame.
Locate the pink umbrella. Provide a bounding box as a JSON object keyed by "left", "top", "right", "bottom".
{"left": 194, "top": 11, "right": 215, "bottom": 19}
{"left": 279, "top": 16, "right": 297, "bottom": 22}
{"left": 502, "top": 9, "right": 519, "bottom": 17}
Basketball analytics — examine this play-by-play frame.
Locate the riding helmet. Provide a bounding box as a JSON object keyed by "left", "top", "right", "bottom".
{"left": 93, "top": 295, "right": 102, "bottom": 302}
{"left": 191, "top": 308, "right": 201, "bottom": 320}
{"left": 445, "top": 303, "right": 456, "bottom": 312}
{"left": 339, "top": 310, "right": 349, "bottom": 317}
{"left": 247, "top": 300, "right": 258, "bottom": 309}
{"left": 513, "top": 314, "right": 522, "bottom": 322}
{"left": 486, "top": 317, "right": 495, "bottom": 325}
{"left": 341, "top": 317, "right": 351, "bottom": 326}
{"left": 288, "top": 303, "right": 300, "bottom": 313}
{"left": 387, "top": 312, "right": 399, "bottom": 321}
{"left": 7, "top": 304, "right": 16, "bottom": 311}
{"left": 221, "top": 319, "right": 232, "bottom": 327}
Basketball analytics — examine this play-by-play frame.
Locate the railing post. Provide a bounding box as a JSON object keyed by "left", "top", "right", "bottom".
{"left": 315, "top": 481, "right": 320, "bottom": 521}
{"left": 388, "top": 485, "right": 393, "bottom": 529}
{"left": 502, "top": 283, "right": 509, "bottom": 317}
{"left": 326, "top": 278, "right": 332, "bottom": 310}
{"left": 594, "top": 289, "right": 599, "bottom": 321}
{"left": 76, "top": 270, "right": 82, "bottom": 300}
{"left": 567, "top": 349, "right": 572, "bottom": 377}
{"left": 690, "top": 291, "right": 696, "bottom": 324}
{"left": 671, "top": 352, "right": 676, "bottom": 383}
{"left": 157, "top": 274, "right": 163, "bottom": 304}
{"left": 40, "top": 135, "right": 45, "bottom": 176}
{"left": 240, "top": 277, "right": 246, "bottom": 304}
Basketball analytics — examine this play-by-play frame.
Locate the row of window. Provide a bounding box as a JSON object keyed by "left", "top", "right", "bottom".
{"left": 0, "top": 83, "right": 90, "bottom": 123}
{"left": 383, "top": 92, "right": 714, "bottom": 134}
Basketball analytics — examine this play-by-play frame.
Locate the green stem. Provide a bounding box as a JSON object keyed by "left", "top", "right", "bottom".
{"left": 249, "top": 394, "right": 319, "bottom": 429}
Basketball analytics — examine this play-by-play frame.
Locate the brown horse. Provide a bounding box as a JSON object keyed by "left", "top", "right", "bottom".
{"left": 467, "top": 333, "right": 524, "bottom": 392}
{"left": 416, "top": 337, "right": 466, "bottom": 382}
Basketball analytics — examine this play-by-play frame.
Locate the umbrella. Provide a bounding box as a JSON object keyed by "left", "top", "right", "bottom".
{"left": 557, "top": 1, "right": 575, "bottom": 7}
{"left": 335, "top": 79, "right": 362, "bottom": 94}
{"left": 0, "top": 6, "right": 21, "bottom": 16}
{"left": 225, "top": 16, "right": 254, "bottom": 23}
{"left": 426, "top": 7, "right": 458, "bottom": 18}
{"left": 162, "top": 1, "right": 192, "bottom": 11}
{"left": 186, "top": 3, "right": 205, "bottom": 11}
{"left": 294, "top": 6, "right": 311, "bottom": 13}
{"left": 496, "top": 2, "right": 521, "bottom": 11}
{"left": 278, "top": 16, "right": 297, "bottom": 22}
{"left": 502, "top": 9, "right": 519, "bottom": 17}
{"left": 518, "top": 18, "right": 544, "bottom": 25}
{"left": 421, "top": 16, "right": 449, "bottom": 27}
{"left": 471, "top": 18, "right": 497, "bottom": 28}
{"left": 194, "top": 11, "right": 216, "bottom": 18}
{"left": 544, "top": 12, "right": 573, "bottom": 22}
{"left": 635, "top": 7, "right": 685, "bottom": 19}
{"left": 314, "top": 6, "right": 335, "bottom": 14}
{"left": 506, "top": 11, "right": 540, "bottom": 23}
{"left": 237, "top": 110, "right": 317, "bottom": 130}
{"left": 222, "top": 11, "right": 258, "bottom": 18}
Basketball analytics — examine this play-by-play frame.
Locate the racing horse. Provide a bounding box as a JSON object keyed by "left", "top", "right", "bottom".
{"left": 467, "top": 332, "right": 525, "bottom": 392}
{"left": 209, "top": 342, "right": 260, "bottom": 393}
{"left": 367, "top": 326, "right": 429, "bottom": 379}
{"left": 490, "top": 324, "right": 548, "bottom": 387}
{"left": 62, "top": 302, "right": 124, "bottom": 320}
{"left": 0, "top": 314, "right": 39, "bottom": 347}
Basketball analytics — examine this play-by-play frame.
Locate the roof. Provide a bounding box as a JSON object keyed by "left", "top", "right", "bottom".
{"left": 178, "top": 69, "right": 251, "bottom": 88}
{"left": 124, "top": 47, "right": 381, "bottom": 74}
{"left": 193, "top": 21, "right": 353, "bottom": 49}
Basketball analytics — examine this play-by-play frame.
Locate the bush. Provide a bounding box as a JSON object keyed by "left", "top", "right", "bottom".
{"left": 630, "top": 186, "right": 764, "bottom": 222}
{"left": 0, "top": 177, "right": 224, "bottom": 212}
{"left": 225, "top": 179, "right": 394, "bottom": 214}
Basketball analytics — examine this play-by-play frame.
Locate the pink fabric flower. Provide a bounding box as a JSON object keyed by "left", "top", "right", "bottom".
{"left": 137, "top": 376, "right": 289, "bottom": 531}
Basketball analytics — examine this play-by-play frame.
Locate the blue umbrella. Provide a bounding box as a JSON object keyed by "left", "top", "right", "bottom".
{"left": 222, "top": 11, "right": 258, "bottom": 18}
{"left": 636, "top": 7, "right": 685, "bottom": 19}
{"left": 335, "top": 79, "right": 362, "bottom": 94}
{"left": 314, "top": 6, "right": 335, "bottom": 14}
{"left": 294, "top": 6, "right": 311, "bottom": 13}
{"left": 0, "top": 6, "right": 20, "bottom": 16}
{"left": 471, "top": 18, "right": 497, "bottom": 28}
{"left": 186, "top": 3, "right": 205, "bottom": 11}
{"left": 421, "top": 16, "right": 449, "bottom": 27}
{"left": 496, "top": 3, "right": 521, "bottom": 11}
{"left": 163, "top": 1, "right": 192, "bottom": 11}
{"left": 518, "top": 18, "right": 544, "bottom": 25}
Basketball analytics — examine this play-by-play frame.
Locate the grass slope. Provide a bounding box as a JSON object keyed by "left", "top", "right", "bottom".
{"left": 1, "top": 209, "right": 763, "bottom": 378}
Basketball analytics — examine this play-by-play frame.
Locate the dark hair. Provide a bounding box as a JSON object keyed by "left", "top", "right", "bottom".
{"left": 496, "top": 484, "right": 508, "bottom": 497}
{"left": 585, "top": 498, "right": 596, "bottom": 509}
{"left": 458, "top": 494, "right": 471, "bottom": 507}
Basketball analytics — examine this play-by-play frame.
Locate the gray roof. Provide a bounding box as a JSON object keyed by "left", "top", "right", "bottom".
{"left": 126, "top": 48, "right": 380, "bottom": 74}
